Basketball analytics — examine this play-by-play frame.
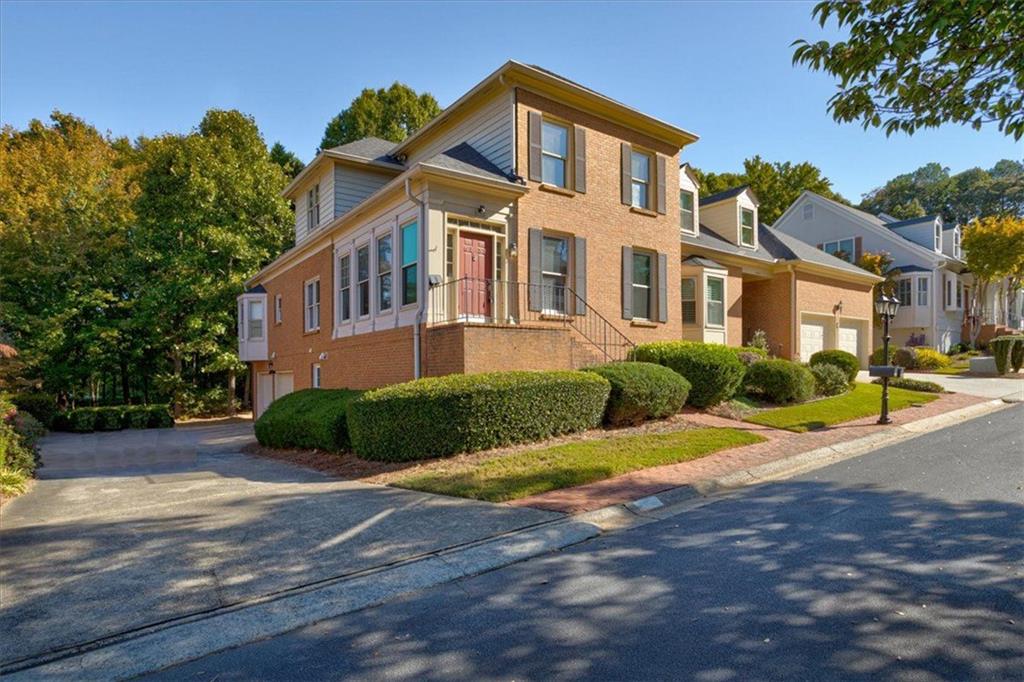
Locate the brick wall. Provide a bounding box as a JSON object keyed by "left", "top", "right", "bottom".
{"left": 514, "top": 89, "right": 684, "bottom": 347}
{"left": 796, "top": 272, "right": 874, "bottom": 321}
{"left": 743, "top": 272, "right": 794, "bottom": 359}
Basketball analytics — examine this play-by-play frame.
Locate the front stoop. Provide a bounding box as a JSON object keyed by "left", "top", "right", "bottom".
{"left": 507, "top": 391, "right": 999, "bottom": 513}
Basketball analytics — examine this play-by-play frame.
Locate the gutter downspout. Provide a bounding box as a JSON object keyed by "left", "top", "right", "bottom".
{"left": 406, "top": 178, "right": 427, "bottom": 378}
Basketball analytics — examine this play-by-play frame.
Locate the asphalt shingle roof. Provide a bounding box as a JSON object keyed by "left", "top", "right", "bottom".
{"left": 327, "top": 137, "right": 400, "bottom": 164}
{"left": 421, "top": 142, "right": 513, "bottom": 184}
{"left": 700, "top": 185, "right": 749, "bottom": 206}
{"left": 886, "top": 215, "right": 939, "bottom": 230}
{"left": 682, "top": 225, "right": 776, "bottom": 263}
{"left": 759, "top": 224, "right": 874, "bottom": 277}
{"left": 682, "top": 255, "right": 725, "bottom": 269}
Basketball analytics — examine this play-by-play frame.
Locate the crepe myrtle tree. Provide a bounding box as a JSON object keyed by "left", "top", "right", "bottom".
{"left": 793, "top": 0, "right": 1024, "bottom": 140}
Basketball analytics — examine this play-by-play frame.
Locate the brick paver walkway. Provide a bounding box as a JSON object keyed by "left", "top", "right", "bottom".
{"left": 508, "top": 391, "right": 989, "bottom": 513}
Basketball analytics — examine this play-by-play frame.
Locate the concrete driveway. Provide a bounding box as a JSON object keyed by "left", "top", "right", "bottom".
{"left": 857, "top": 370, "right": 1024, "bottom": 401}
{"left": 0, "top": 422, "right": 559, "bottom": 670}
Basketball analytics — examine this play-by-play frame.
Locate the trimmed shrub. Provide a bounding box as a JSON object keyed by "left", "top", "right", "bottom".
{"left": 146, "top": 404, "right": 174, "bottom": 429}
{"left": 94, "top": 407, "right": 124, "bottom": 431}
{"left": 255, "top": 389, "right": 363, "bottom": 452}
{"left": 871, "top": 377, "right": 944, "bottom": 393}
{"left": 870, "top": 346, "right": 894, "bottom": 365}
{"left": 122, "top": 406, "right": 152, "bottom": 429}
{"left": 1012, "top": 338, "right": 1024, "bottom": 373}
{"left": 809, "top": 363, "right": 850, "bottom": 397}
{"left": 11, "top": 412, "right": 46, "bottom": 448}
{"left": 69, "top": 408, "right": 98, "bottom": 433}
{"left": 52, "top": 404, "right": 173, "bottom": 432}
{"left": 914, "top": 348, "right": 952, "bottom": 370}
{"left": 948, "top": 342, "right": 971, "bottom": 355}
{"left": 11, "top": 393, "right": 58, "bottom": 428}
{"left": 348, "top": 371, "right": 611, "bottom": 462}
{"left": 630, "top": 342, "right": 745, "bottom": 408}
{"left": 743, "top": 359, "right": 816, "bottom": 404}
{"left": 990, "top": 336, "right": 1022, "bottom": 375}
{"left": 583, "top": 362, "right": 690, "bottom": 426}
{"left": 809, "top": 349, "right": 859, "bottom": 383}
{"left": 892, "top": 347, "right": 918, "bottom": 370}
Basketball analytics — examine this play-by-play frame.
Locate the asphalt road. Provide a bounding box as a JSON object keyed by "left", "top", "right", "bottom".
{"left": 151, "top": 404, "right": 1024, "bottom": 681}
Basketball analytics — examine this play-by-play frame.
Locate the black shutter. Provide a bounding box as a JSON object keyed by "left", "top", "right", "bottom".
{"left": 528, "top": 228, "right": 542, "bottom": 311}
{"left": 574, "top": 236, "right": 587, "bottom": 315}
{"left": 656, "top": 155, "right": 667, "bottom": 214}
{"left": 574, "top": 127, "right": 587, "bottom": 193}
{"left": 621, "top": 143, "right": 632, "bottom": 205}
{"left": 622, "top": 246, "right": 633, "bottom": 320}
{"left": 528, "top": 112, "right": 542, "bottom": 183}
{"left": 657, "top": 252, "right": 668, "bottom": 322}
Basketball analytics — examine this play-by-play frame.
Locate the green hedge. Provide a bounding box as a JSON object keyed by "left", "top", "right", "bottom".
{"left": 53, "top": 405, "right": 173, "bottom": 432}
{"left": 744, "top": 359, "right": 816, "bottom": 404}
{"left": 1012, "top": 337, "right": 1024, "bottom": 373}
{"left": 730, "top": 346, "right": 769, "bottom": 367}
{"left": 892, "top": 347, "right": 918, "bottom": 370}
{"left": 809, "top": 349, "right": 859, "bottom": 383}
{"left": 871, "top": 377, "right": 944, "bottom": 393}
{"left": 809, "top": 363, "right": 850, "bottom": 396}
{"left": 630, "top": 342, "right": 745, "bottom": 408}
{"left": 10, "top": 393, "right": 58, "bottom": 428}
{"left": 870, "top": 346, "right": 893, "bottom": 365}
{"left": 254, "top": 389, "right": 363, "bottom": 452}
{"left": 348, "top": 371, "right": 611, "bottom": 462}
{"left": 991, "top": 336, "right": 1022, "bottom": 375}
{"left": 583, "top": 362, "right": 690, "bottom": 426}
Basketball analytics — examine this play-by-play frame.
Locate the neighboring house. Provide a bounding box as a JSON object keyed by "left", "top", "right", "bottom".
{"left": 677, "top": 173, "right": 881, "bottom": 365}
{"left": 774, "top": 192, "right": 979, "bottom": 352}
{"left": 239, "top": 61, "right": 698, "bottom": 416}
{"left": 237, "top": 62, "right": 884, "bottom": 417}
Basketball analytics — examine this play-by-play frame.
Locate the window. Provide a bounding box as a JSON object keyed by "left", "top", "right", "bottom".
{"left": 934, "top": 223, "right": 941, "bottom": 251}
{"left": 338, "top": 254, "right": 351, "bottom": 323}
{"left": 304, "top": 279, "right": 320, "bottom": 331}
{"left": 247, "top": 299, "right": 264, "bottom": 339}
{"left": 803, "top": 203, "right": 814, "bottom": 220}
{"left": 954, "top": 229, "right": 961, "bottom": 259}
{"left": 706, "top": 276, "right": 725, "bottom": 327}
{"left": 541, "top": 235, "right": 569, "bottom": 313}
{"left": 377, "top": 234, "right": 392, "bottom": 313}
{"left": 311, "top": 363, "right": 321, "bottom": 389}
{"left": 306, "top": 184, "right": 320, "bottom": 232}
{"left": 823, "top": 238, "right": 856, "bottom": 263}
{"left": 896, "top": 278, "right": 912, "bottom": 307}
{"left": 956, "top": 280, "right": 963, "bottom": 309}
{"left": 917, "top": 277, "right": 928, "bottom": 307}
{"left": 680, "top": 190, "right": 694, "bottom": 233}
{"left": 945, "top": 278, "right": 953, "bottom": 308}
{"left": 274, "top": 294, "right": 282, "bottom": 324}
{"left": 401, "top": 221, "right": 418, "bottom": 306}
{"left": 631, "top": 251, "right": 652, "bottom": 319}
{"left": 541, "top": 121, "right": 569, "bottom": 188}
{"left": 740, "top": 208, "right": 755, "bottom": 246}
{"left": 630, "top": 151, "right": 651, "bottom": 209}
{"left": 357, "top": 245, "right": 370, "bottom": 317}
{"left": 445, "top": 232, "right": 455, "bottom": 278}
{"left": 681, "top": 277, "right": 697, "bottom": 324}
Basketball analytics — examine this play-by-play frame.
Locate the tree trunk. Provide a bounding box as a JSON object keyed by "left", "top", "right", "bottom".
{"left": 226, "top": 367, "right": 237, "bottom": 417}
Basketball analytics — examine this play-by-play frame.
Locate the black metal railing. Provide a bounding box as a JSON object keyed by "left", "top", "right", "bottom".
{"left": 428, "top": 277, "right": 634, "bottom": 364}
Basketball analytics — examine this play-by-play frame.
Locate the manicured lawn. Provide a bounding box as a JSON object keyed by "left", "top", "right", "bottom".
{"left": 743, "top": 383, "right": 939, "bottom": 433}
{"left": 393, "top": 427, "right": 764, "bottom": 502}
{"left": 933, "top": 365, "right": 969, "bottom": 375}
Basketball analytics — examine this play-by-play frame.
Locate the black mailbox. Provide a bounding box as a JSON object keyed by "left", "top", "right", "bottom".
{"left": 868, "top": 365, "right": 904, "bottom": 378}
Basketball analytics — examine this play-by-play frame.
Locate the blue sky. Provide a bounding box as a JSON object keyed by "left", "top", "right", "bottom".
{"left": 2, "top": 1, "right": 1019, "bottom": 201}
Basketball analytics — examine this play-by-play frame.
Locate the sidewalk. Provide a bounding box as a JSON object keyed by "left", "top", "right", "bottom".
{"left": 508, "top": 391, "right": 992, "bottom": 513}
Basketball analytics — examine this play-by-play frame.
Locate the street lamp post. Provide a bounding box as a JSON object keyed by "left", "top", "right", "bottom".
{"left": 873, "top": 294, "right": 901, "bottom": 424}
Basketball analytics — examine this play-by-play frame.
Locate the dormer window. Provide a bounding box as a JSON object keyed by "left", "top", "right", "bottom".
{"left": 631, "top": 151, "right": 652, "bottom": 209}
{"left": 306, "top": 184, "right": 320, "bottom": 233}
{"left": 954, "top": 229, "right": 961, "bottom": 259}
{"left": 541, "top": 121, "right": 569, "bottom": 188}
{"left": 934, "top": 222, "right": 941, "bottom": 251}
{"left": 740, "top": 208, "right": 755, "bottom": 246}
{"left": 680, "top": 190, "right": 694, "bottom": 234}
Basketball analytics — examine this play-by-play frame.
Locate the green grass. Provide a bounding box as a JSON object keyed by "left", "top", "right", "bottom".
{"left": 743, "top": 383, "right": 939, "bottom": 433}
{"left": 393, "top": 427, "right": 764, "bottom": 502}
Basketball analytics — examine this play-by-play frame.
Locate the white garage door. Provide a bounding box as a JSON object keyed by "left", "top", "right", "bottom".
{"left": 255, "top": 371, "right": 295, "bottom": 419}
{"left": 800, "top": 320, "right": 825, "bottom": 362}
{"left": 838, "top": 323, "right": 860, "bottom": 357}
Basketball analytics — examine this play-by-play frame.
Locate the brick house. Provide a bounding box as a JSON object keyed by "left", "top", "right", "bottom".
{"left": 238, "top": 62, "right": 880, "bottom": 416}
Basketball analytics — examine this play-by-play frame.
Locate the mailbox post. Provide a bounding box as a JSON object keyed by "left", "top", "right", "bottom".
{"left": 869, "top": 294, "right": 902, "bottom": 424}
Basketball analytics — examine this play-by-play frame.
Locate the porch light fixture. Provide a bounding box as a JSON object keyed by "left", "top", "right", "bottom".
{"left": 871, "top": 294, "right": 901, "bottom": 424}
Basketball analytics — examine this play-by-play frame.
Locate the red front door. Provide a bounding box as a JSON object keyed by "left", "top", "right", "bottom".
{"left": 459, "top": 233, "right": 493, "bottom": 318}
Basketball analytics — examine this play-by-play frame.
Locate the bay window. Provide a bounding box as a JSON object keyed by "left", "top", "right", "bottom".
{"left": 706, "top": 276, "right": 725, "bottom": 326}
{"left": 917, "top": 277, "right": 928, "bottom": 307}
{"left": 681, "top": 277, "right": 697, "bottom": 324}
{"left": 896, "top": 278, "right": 912, "bottom": 307}
{"left": 247, "top": 299, "right": 264, "bottom": 339}
{"left": 357, "top": 245, "right": 370, "bottom": 318}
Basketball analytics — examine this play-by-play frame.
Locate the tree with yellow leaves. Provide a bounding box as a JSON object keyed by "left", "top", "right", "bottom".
{"left": 961, "top": 216, "right": 1024, "bottom": 346}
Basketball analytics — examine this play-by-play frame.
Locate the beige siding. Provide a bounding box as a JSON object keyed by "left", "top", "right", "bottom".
{"left": 334, "top": 165, "right": 393, "bottom": 217}
{"left": 295, "top": 165, "right": 335, "bottom": 244}
{"left": 404, "top": 91, "right": 514, "bottom": 173}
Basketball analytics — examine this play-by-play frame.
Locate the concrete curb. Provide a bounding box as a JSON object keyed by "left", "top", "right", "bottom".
{"left": 3, "top": 518, "right": 600, "bottom": 681}
{"left": 579, "top": 398, "right": 1011, "bottom": 531}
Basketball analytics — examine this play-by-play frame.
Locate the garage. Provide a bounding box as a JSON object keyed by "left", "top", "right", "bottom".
{"left": 800, "top": 319, "right": 826, "bottom": 362}
{"left": 838, "top": 323, "right": 859, "bottom": 357}
{"left": 255, "top": 371, "right": 294, "bottom": 418}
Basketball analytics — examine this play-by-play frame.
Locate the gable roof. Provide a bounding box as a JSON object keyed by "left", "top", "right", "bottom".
{"left": 891, "top": 264, "right": 931, "bottom": 274}
{"left": 421, "top": 143, "right": 513, "bottom": 184}
{"left": 701, "top": 185, "right": 750, "bottom": 206}
{"left": 759, "top": 225, "right": 874, "bottom": 278}
{"left": 682, "top": 255, "right": 725, "bottom": 269}
{"left": 326, "top": 136, "right": 399, "bottom": 164}
{"left": 885, "top": 214, "right": 940, "bottom": 230}
{"left": 682, "top": 224, "right": 776, "bottom": 263}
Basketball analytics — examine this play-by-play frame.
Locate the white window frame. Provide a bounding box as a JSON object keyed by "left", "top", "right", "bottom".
{"left": 934, "top": 223, "right": 941, "bottom": 251}
{"left": 338, "top": 253, "right": 352, "bottom": 323}
{"left": 917, "top": 276, "right": 929, "bottom": 307}
{"left": 274, "top": 293, "right": 282, "bottom": 324}
{"left": 956, "top": 279, "right": 963, "bottom": 309}
{"left": 356, "top": 244, "right": 371, "bottom": 319}
{"left": 681, "top": 277, "right": 697, "bottom": 325}
{"left": 377, "top": 233, "right": 393, "bottom": 314}
{"left": 896, "top": 278, "right": 912, "bottom": 307}
{"left": 803, "top": 203, "right": 814, "bottom": 220}
{"left": 631, "top": 250, "right": 654, "bottom": 320}
{"left": 540, "top": 120, "right": 570, "bottom": 188}
{"left": 304, "top": 277, "right": 320, "bottom": 332}
{"left": 247, "top": 299, "right": 264, "bottom": 340}
{"left": 306, "top": 184, "right": 320, "bottom": 233}
{"left": 953, "top": 229, "right": 961, "bottom": 259}
{"left": 680, "top": 190, "right": 695, "bottom": 234}
{"left": 740, "top": 208, "right": 755, "bottom": 247}
{"left": 540, "top": 234, "right": 570, "bottom": 315}
{"left": 823, "top": 237, "right": 856, "bottom": 263}
{"left": 400, "top": 220, "right": 418, "bottom": 307}
{"left": 705, "top": 274, "right": 726, "bottom": 328}
{"left": 630, "top": 151, "right": 652, "bottom": 209}
{"left": 311, "top": 363, "right": 321, "bottom": 389}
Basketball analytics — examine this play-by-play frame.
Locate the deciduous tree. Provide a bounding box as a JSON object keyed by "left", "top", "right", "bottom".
{"left": 961, "top": 216, "right": 1024, "bottom": 344}
{"left": 269, "top": 142, "right": 304, "bottom": 179}
{"left": 321, "top": 82, "right": 441, "bottom": 150}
